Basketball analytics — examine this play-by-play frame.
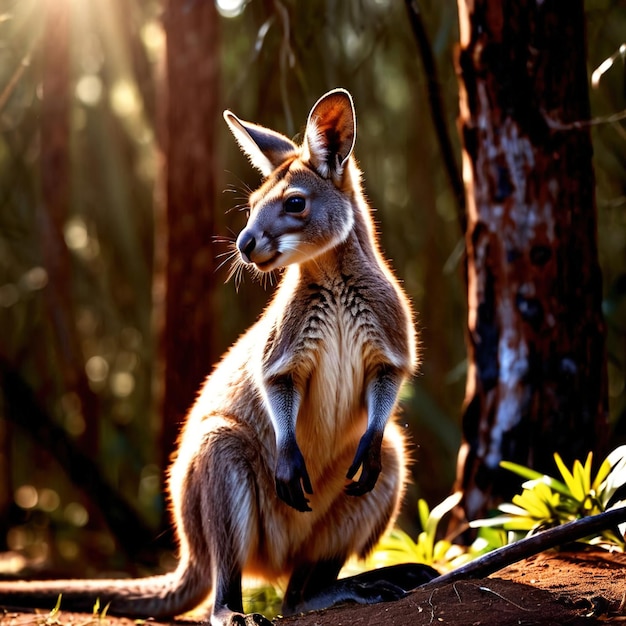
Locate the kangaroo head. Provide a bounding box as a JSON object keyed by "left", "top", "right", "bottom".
{"left": 224, "top": 89, "right": 357, "bottom": 272}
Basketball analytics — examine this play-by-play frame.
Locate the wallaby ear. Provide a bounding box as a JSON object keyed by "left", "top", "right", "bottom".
{"left": 303, "top": 88, "right": 356, "bottom": 179}
{"left": 223, "top": 111, "right": 297, "bottom": 177}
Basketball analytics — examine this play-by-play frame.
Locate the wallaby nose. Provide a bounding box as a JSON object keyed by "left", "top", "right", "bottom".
{"left": 236, "top": 230, "right": 256, "bottom": 264}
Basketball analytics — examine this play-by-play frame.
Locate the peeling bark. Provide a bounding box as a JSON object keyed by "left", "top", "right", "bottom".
{"left": 456, "top": 0, "right": 608, "bottom": 520}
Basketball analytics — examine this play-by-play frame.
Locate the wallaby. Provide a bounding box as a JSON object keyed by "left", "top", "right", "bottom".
{"left": 0, "top": 89, "right": 436, "bottom": 625}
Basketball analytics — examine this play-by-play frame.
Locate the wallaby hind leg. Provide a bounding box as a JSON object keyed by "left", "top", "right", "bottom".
{"left": 187, "top": 422, "right": 271, "bottom": 626}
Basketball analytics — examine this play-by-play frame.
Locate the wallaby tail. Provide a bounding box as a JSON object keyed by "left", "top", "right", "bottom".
{"left": 0, "top": 566, "right": 210, "bottom": 619}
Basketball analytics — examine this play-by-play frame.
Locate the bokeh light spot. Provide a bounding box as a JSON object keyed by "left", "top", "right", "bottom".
{"left": 76, "top": 74, "right": 103, "bottom": 106}
{"left": 64, "top": 502, "right": 89, "bottom": 527}
{"left": 86, "top": 355, "right": 109, "bottom": 383}
{"left": 111, "top": 371, "right": 135, "bottom": 397}
{"left": 15, "top": 485, "right": 38, "bottom": 509}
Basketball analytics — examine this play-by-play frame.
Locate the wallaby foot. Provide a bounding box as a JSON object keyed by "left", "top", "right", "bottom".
{"left": 282, "top": 560, "right": 439, "bottom": 616}
{"left": 226, "top": 612, "right": 273, "bottom": 626}
{"left": 212, "top": 603, "right": 273, "bottom": 626}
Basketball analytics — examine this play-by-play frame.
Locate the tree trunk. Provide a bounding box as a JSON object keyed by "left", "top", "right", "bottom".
{"left": 158, "top": 1, "right": 220, "bottom": 468}
{"left": 455, "top": 0, "right": 609, "bottom": 520}
{"left": 40, "top": 0, "right": 100, "bottom": 451}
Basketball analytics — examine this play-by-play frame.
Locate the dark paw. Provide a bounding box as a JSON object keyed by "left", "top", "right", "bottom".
{"left": 345, "top": 429, "right": 383, "bottom": 496}
{"left": 345, "top": 470, "right": 380, "bottom": 496}
{"left": 250, "top": 613, "right": 273, "bottom": 625}
{"left": 228, "top": 612, "right": 273, "bottom": 626}
{"left": 275, "top": 441, "right": 313, "bottom": 512}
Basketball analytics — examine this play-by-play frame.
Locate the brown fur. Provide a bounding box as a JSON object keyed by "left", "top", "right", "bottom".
{"left": 0, "top": 89, "right": 417, "bottom": 626}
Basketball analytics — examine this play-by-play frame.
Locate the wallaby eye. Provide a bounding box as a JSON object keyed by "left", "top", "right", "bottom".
{"left": 284, "top": 196, "right": 307, "bottom": 214}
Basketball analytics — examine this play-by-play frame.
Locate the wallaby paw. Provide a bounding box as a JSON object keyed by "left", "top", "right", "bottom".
{"left": 345, "top": 429, "right": 383, "bottom": 496}
{"left": 275, "top": 440, "right": 314, "bottom": 512}
{"left": 228, "top": 612, "right": 273, "bottom": 626}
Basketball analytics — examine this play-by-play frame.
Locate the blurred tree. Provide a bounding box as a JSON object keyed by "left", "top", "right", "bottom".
{"left": 158, "top": 0, "right": 220, "bottom": 473}
{"left": 39, "top": 0, "right": 101, "bottom": 453}
{"left": 455, "top": 0, "right": 609, "bottom": 520}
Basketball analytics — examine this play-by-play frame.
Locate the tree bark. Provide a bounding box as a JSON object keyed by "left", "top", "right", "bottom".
{"left": 158, "top": 1, "right": 220, "bottom": 468}
{"left": 455, "top": 0, "right": 609, "bottom": 520}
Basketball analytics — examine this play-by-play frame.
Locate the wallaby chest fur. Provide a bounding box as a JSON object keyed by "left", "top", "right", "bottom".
{"left": 0, "top": 89, "right": 420, "bottom": 626}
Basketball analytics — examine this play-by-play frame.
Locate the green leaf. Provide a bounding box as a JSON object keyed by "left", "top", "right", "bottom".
{"left": 571, "top": 459, "right": 588, "bottom": 501}
{"left": 498, "top": 502, "right": 532, "bottom": 517}
{"left": 415, "top": 531, "right": 431, "bottom": 563}
{"left": 470, "top": 515, "right": 516, "bottom": 528}
{"left": 521, "top": 475, "right": 570, "bottom": 498}
{"left": 425, "top": 492, "right": 462, "bottom": 539}
{"left": 375, "top": 528, "right": 421, "bottom": 563}
{"left": 50, "top": 595, "right": 62, "bottom": 618}
{"left": 100, "top": 601, "right": 111, "bottom": 620}
{"left": 512, "top": 490, "right": 551, "bottom": 520}
{"left": 554, "top": 453, "right": 580, "bottom": 499}
{"left": 500, "top": 517, "right": 541, "bottom": 532}
{"left": 417, "top": 499, "right": 430, "bottom": 531}
{"left": 592, "top": 457, "right": 612, "bottom": 493}
{"left": 471, "top": 512, "right": 540, "bottom": 532}
{"left": 600, "top": 456, "right": 626, "bottom": 506}
{"left": 429, "top": 491, "right": 463, "bottom": 522}
{"left": 500, "top": 460, "right": 544, "bottom": 482}
{"left": 583, "top": 452, "right": 593, "bottom": 494}
{"left": 433, "top": 539, "right": 452, "bottom": 562}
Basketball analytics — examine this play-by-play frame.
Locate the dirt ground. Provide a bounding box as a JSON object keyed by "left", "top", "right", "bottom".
{"left": 1, "top": 550, "right": 625, "bottom": 626}
{"left": 281, "top": 549, "right": 626, "bottom": 626}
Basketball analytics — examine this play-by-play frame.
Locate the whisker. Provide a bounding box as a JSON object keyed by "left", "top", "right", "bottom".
{"left": 215, "top": 250, "right": 239, "bottom": 274}
{"left": 225, "top": 203, "right": 251, "bottom": 215}
{"left": 212, "top": 235, "right": 236, "bottom": 245}
{"left": 215, "top": 250, "right": 237, "bottom": 259}
{"left": 223, "top": 172, "right": 254, "bottom": 196}
{"left": 226, "top": 260, "right": 242, "bottom": 286}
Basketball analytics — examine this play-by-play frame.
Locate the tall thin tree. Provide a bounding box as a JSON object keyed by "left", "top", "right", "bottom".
{"left": 158, "top": 0, "right": 220, "bottom": 471}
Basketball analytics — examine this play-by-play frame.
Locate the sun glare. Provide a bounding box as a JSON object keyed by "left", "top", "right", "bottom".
{"left": 216, "top": 0, "right": 246, "bottom": 19}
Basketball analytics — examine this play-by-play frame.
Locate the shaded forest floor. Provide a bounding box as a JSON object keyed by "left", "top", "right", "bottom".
{"left": 1, "top": 550, "right": 625, "bottom": 626}
{"left": 281, "top": 550, "right": 626, "bottom": 625}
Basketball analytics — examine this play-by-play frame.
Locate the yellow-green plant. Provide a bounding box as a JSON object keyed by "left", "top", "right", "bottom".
{"left": 471, "top": 446, "right": 626, "bottom": 549}
{"left": 350, "top": 492, "right": 506, "bottom": 574}
{"left": 92, "top": 597, "right": 111, "bottom": 622}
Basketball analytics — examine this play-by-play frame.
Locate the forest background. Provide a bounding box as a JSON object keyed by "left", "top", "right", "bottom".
{"left": 0, "top": 0, "right": 624, "bottom": 579}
